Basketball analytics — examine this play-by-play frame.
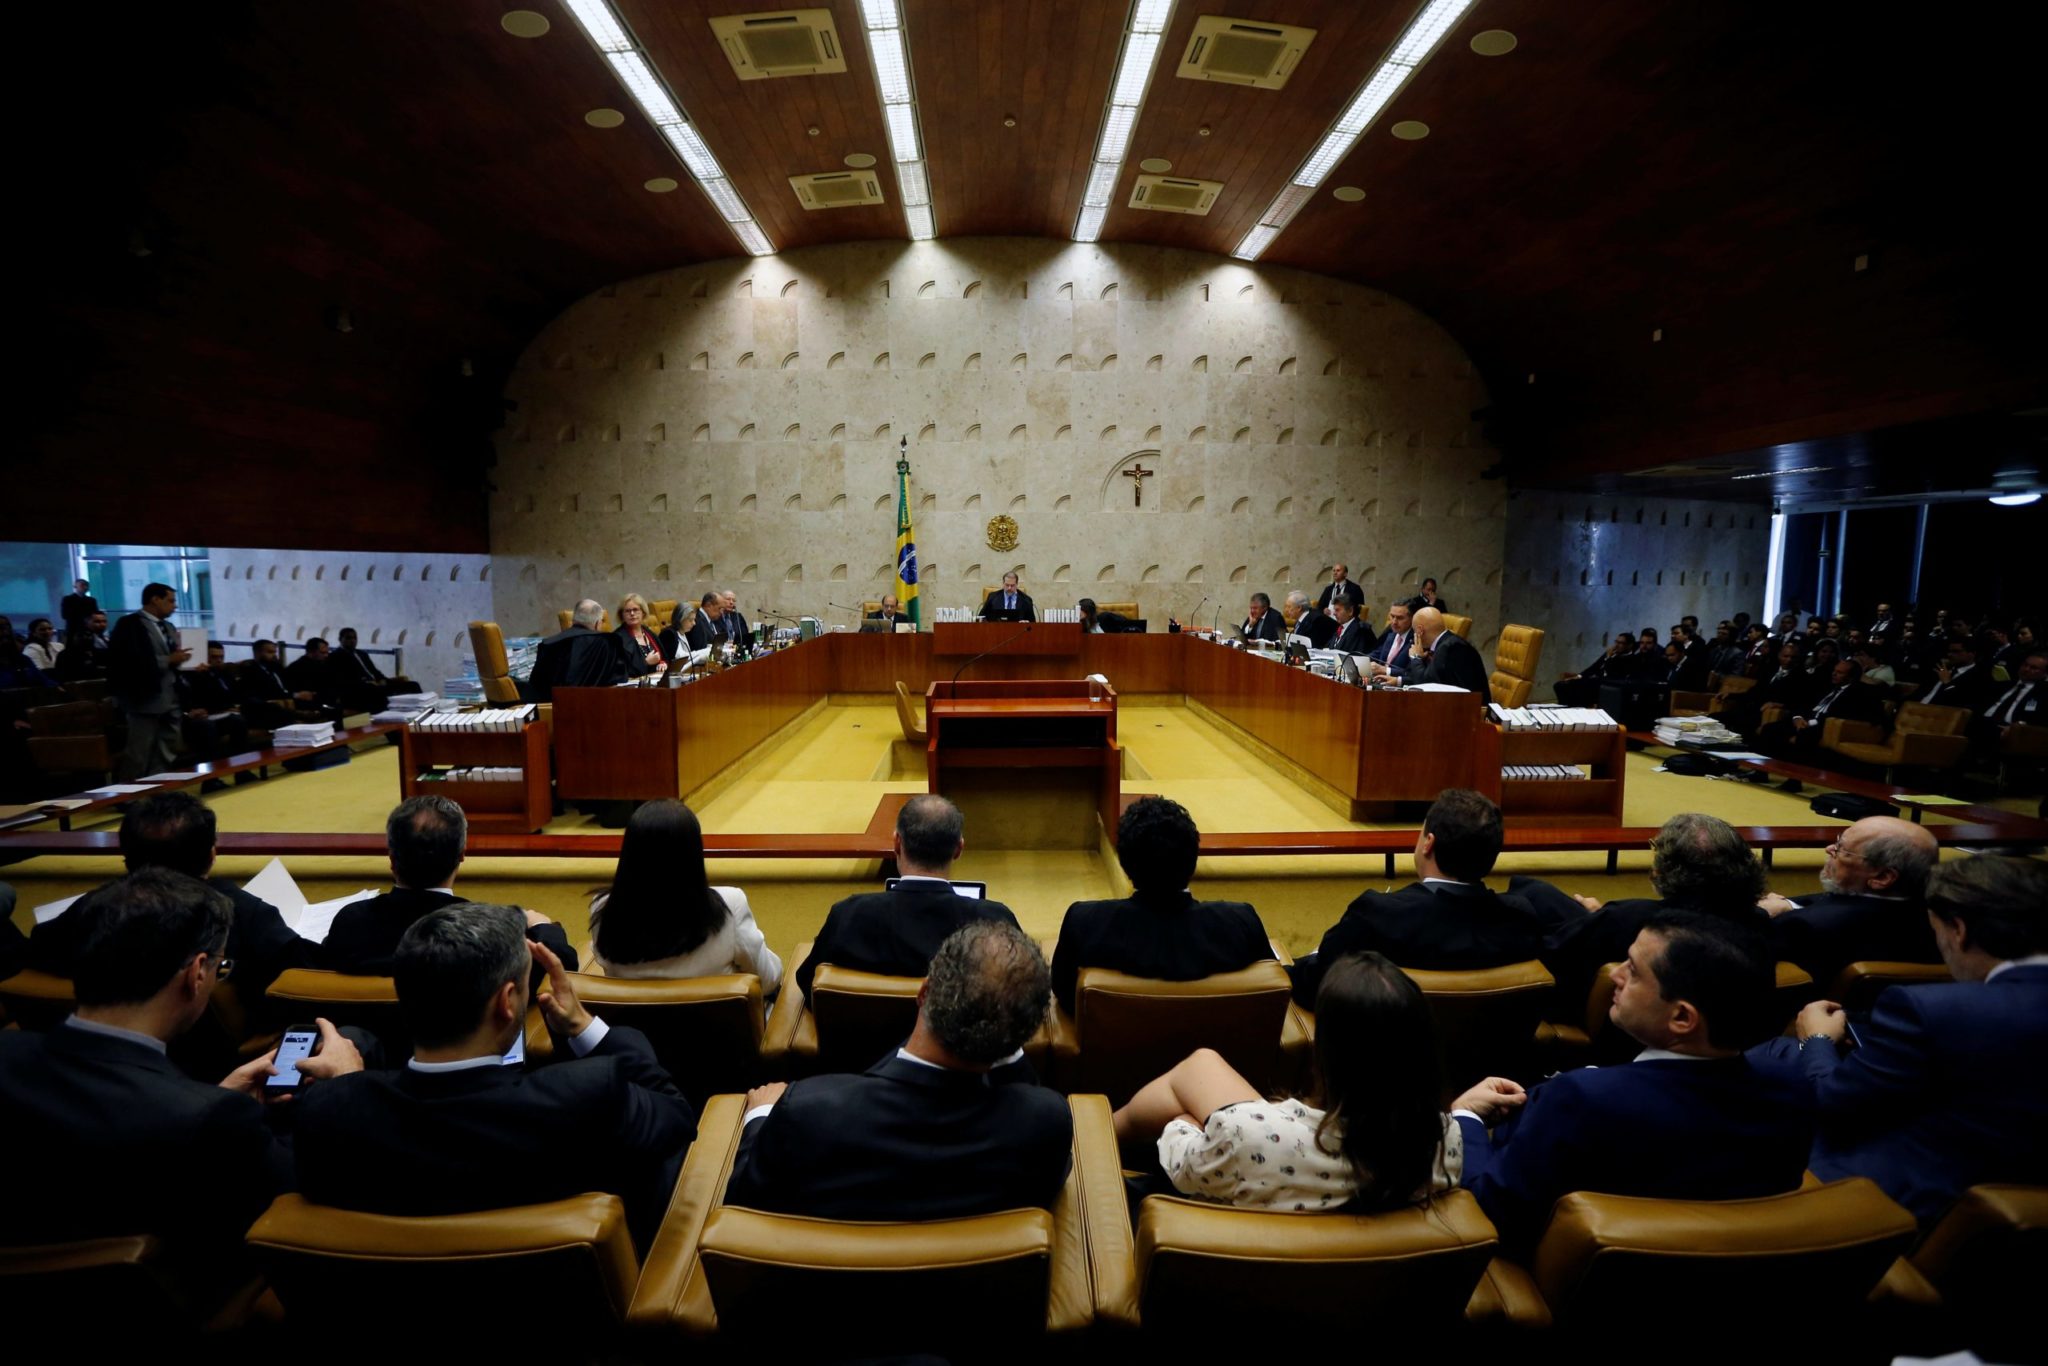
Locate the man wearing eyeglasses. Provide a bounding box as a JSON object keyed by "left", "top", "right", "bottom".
{"left": 0, "top": 869, "right": 362, "bottom": 1314}
{"left": 1756, "top": 816, "right": 1941, "bottom": 988}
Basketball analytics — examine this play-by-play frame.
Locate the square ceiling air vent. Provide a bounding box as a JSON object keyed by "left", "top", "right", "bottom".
{"left": 1177, "top": 16, "right": 1316, "bottom": 89}
{"left": 790, "top": 170, "right": 885, "bottom": 209}
{"left": 1129, "top": 174, "right": 1223, "bottom": 215}
{"left": 710, "top": 9, "right": 848, "bottom": 80}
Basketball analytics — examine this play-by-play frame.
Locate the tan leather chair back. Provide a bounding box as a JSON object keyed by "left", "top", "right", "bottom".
{"left": 0, "top": 1235, "right": 221, "bottom": 1336}
{"left": 1910, "top": 1184, "right": 2047, "bottom": 1363}
{"left": 1440, "top": 613, "right": 1474, "bottom": 639}
{"left": 564, "top": 972, "right": 764, "bottom": 1099}
{"left": 1531, "top": 1179, "right": 1915, "bottom": 1330}
{"left": 1095, "top": 601, "right": 1139, "bottom": 619}
{"left": 266, "top": 968, "right": 552, "bottom": 1061}
{"left": 1135, "top": 1189, "right": 1499, "bottom": 1333}
{"left": 650, "top": 599, "right": 679, "bottom": 627}
{"left": 248, "top": 1193, "right": 640, "bottom": 1325}
{"left": 1895, "top": 702, "right": 1969, "bottom": 737}
{"left": 1402, "top": 960, "right": 1555, "bottom": 1096}
{"left": 1489, "top": 624, "right": 1545, "bottom": 709}
{"left": 808, "top": 964, "right": 923, "bottom": 1073}
{"left": 0, "top": 968, "right": 76, "bottom": 1029}
{"left": 556, "top": 608, "right": 612, "bottom": 634}
{"left": 1070, "top": 961, "right": 1290, "bottom": 1104}
{"left": 1825, "top": 960, "right": 1950, "bottom": 1013}
{"left": 894, "top": 680, "right": 927, "bottom": 742}
{"left": 467, "top": 620, "right": 521, "bottom": 704}
{"left": 696, "top": 1205, "right": 1055, "bottom": 1347}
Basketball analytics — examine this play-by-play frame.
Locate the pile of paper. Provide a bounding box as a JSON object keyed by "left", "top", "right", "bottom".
{"left": 272, "top": 722, "right": 336, "bottom": 748}
{"left": 408, "top": 705, "right": 536, "bottom": 732}
{"left": 1652, "top": 715, "right": 1740, "bottom": 747}
{"left": 1502, "top": 764, "right": 1590, "bottom": 781}
{"left": 371, "top": 692, "right": 441, "bottom": 723}
{"left": 1491, "top": 704, "right": 1619, "bottom": 730}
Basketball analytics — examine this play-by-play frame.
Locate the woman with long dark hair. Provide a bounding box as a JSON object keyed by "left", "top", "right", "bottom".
{"left": 588, "top": 799, "right": 782, "bottom": 988}
{"left": 1112, "top": 952, "right": 1522, "bottom": 1211}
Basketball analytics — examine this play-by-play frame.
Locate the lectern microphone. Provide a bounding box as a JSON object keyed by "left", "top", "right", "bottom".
{"left": 952, "top": 623, "right": 1033, "bottom": 687}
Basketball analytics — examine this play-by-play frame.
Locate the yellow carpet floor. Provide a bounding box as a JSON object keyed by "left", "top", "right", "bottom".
{"left": 4, "top": 699, "right": 2022, "bottom": 964}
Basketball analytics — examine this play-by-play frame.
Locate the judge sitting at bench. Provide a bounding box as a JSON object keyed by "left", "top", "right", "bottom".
{"left": 527, "top": 599, "right": 633, "bottom": 701}
{"left": 863, "top": 593, "right": 908, "bottom": 632}
{"left": 979, "top": 572, "right": 1035, "bottom": 623}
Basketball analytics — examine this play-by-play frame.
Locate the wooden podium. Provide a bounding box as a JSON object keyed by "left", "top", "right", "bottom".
{"left": 925, "top": 678, "right": 1118, "bottom": 848}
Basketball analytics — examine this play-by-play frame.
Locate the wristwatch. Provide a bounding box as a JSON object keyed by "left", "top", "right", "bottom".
{"left": 1798, "top": 1032, "right": 1838, "bottom": 1052}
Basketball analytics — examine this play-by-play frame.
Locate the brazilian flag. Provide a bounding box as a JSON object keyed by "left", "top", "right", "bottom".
{"left": 894, "top": 444, "right": 921, "bottom": 626}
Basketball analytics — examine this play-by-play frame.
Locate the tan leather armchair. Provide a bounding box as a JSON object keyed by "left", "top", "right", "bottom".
{"left": 0, "top": 1234, "right": 269, "bottom": 1338}
{"left": 1887, "top": 1184, "right": 2047, "bottom": 1363}
{"left": 1825, "top": 960, "right": 1951, "bottom": 1012}
{"left": 25, "top": 698, "right": 118, "bottom": 781}
{"left": 265, "top": 968, "right": 553, "bottom": 1061}
{"left": 1488, "top": 625, "right": 1545, "bottom": 710}
{"left": 1403, "top": 960, "right": 1556, "bottom": 1097}
{"left": 1094, "top": 600, "right": 1140, "bottom": 620}
{"left": 894, "top": 680, "right": 927, "bottom": 742}
{"left": 556, "top": 608, "right": 613, "bottom": 634}
{"left": 1825, "top": 702, "right": 1970, "bottom": 777}
{"left": 626, "top": 1092, "right": 1136, "bottom": 1348}
{"left": 650, "top": 599, "right": 679, "bottom": 627}
{"left": 1529, "top": 1178, "right": 1915, "bottom": 1338}
{"left": 467, "top": 620, "right": 522, "bottom": 705}
{"left": 773, "top": 956, "right": 921, "bottom": 1077}
{"left": 1133, "top": 1188, "right": 1546, "bottom": 1337}
{"left": 1048, "top": 960, "right": 1301, "bottom": 1104}
{"left": 565, "top": 971, "right": 766, "bottom": 1099}
{"left": 248, "top": 1193, "right": 639, "bottom": 1334}
{"left": 1440, "top": 612, "right": 1474, "bottom": 639}
{"left": 0, "top": 967, "right": 76, "bottom": 1029}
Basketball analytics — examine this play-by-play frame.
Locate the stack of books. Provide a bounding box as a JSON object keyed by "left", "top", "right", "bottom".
{"left": 420, "top": 767, "right": 525, "bottom": 783}
{"left": 1502, "top": 764, "right": 1590, "bottom": 781}
{"left": 408, "top": 705, "right": 537, "bottom": 732}
{"left": 1652, "top": 715, "right": 1740, "bottom": 748}
{"left": 1490, "top": 704, "right": 1620, "bottom": 730}
{"left": 272, "top": 722, "right": 336, "bottom": 749}
{"left": 370, "top": 693, "right": 439, "bottom": 724}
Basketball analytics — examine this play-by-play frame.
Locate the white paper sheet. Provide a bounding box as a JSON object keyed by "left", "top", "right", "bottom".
{"left": 34, "top": 894, "right": 83, "bottom": 925}
{"left": 1404, "top": 682, "right": 1471, "bottom": 693}
{"left": 292, "top": 889, "right": 379, "bottom": 944}
{"left": 83, "top": 784, "right": 158, "bottom": 796}
{"left": 176, "top": 628, "right": 208, "bottom": 669}
{"left": 140, "top": 771, "right": 205, "bottom": 782}
{"left": 243, "top": 858, "right": 310, "bottom": 926}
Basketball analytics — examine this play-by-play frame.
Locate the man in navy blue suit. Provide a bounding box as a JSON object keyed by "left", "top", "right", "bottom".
{"left": 1776, "top": 856, "right": 2048, "bottom": 1222}
{"left": 1453, "top": 911, "right": 1812, "bottom": 1252}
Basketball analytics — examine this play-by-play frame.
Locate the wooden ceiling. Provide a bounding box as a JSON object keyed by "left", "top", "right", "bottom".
{"left": 26, "top": 0, "right": 2046, "bottom": 550}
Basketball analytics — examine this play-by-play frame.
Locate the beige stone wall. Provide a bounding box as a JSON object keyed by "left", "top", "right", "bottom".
{"left": 489, "top": 239, "right": 1505, "bottom": 647}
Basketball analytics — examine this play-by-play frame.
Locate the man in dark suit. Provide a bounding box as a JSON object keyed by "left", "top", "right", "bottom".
{"left": 1528, "top": 812, "right": 1770, "bottom": 1009}
{"left": 528, "top": 599, "right": 633, "bottom": 700}
{"left": 1283, "top": 591, "right": 1336, "bottom": 648}
{"left": 0, "top": 870, "right": 362, "bottom": 1311}
{"left": 294, "top": 903, "right": 696, "bottom": 1249}
{"left": 31, "top": 792, "right": 323, "bottom": 1002}
{"left": 1315, "top": 563, "right": 1366, "bottom": 615}
{"left": 1366, "top": 600, "right": 1416, "bottom": 678}
{"left": 1410, "top": 577, "right": 1449, "bottom": 615}
{"left": 1235, "top": 591, "right": 1284, "bottom": 643}
{"left": 239, "top": 637, "right": 342, "bottom": 726}
{"left": 175, "top": 639, "right": 252, "bottom": 761}
{"left": 330, "top": 626, "right": 416, "bottom": 712}
{"left": 1975, "top": 649, "right": 2045, "bottom": 743}
{"left": 798, "top": 794, "right": 1020, "bottom": 998}
{"left": 323, "top": 795, "right": 575, "bottom": 975}
{"left": 1079, "top": 597, "right": 1135, "bottom": 634}
{"left": 720, "top": 590, "right": 752, "bottom": 646}
{"left": 725, "top": 920, "right": 1071, "bottom": 1220}
{"left": 1915, "top": 635, "right": 1994, "bottom": 712}
{"left": 1555, "top": 632, "right": 1638, "bottom": 707}
{"left": 1291, "top": 790, "right": 1548, "bottom": 1005}
{"left": 1455, "top": 911, "right": 1813, "bottom": 1252}
{"left": 979, "top": 571, "right": 1036, "bottom": 623}
{"left": 108, "top": 580, "right": 190, "bottom": 780}
{"left": 1761, "top": 816, "right": 1940, "bottom": 989}
{"left": 1867, "top": 603, "right": 1899, "bottom": 642}
{"left": 283, "top": 637, "right": 338, "bottom": 706}
{"left": 864, "top": 592, "right": 908, "bottom": 631}
{"left": 1326, "top": 596, "right": 1375, "bottom": 654}
{"left": 1388, "top": 607, "right": 1490, "bottom": 701}
{"left": 684, "top": 591, "right": 733, "bottom": 650}
{"left": 59, "top": 577, "right": 98, "bottom": 639}
{"left": 1757, "top": 658, "right": 1889, "bottom": 755}
{"left": 1051, "top": 796, "right": 1273, "bottom": 1012}
{"left": 1766, "top": 857, "right": 2048, "bottom": 1223}
{"left": 1725, "top": 639, "right": 1818, "bottom": 738}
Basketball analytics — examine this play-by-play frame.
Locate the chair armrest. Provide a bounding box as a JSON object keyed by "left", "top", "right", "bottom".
{"left": 1266, "top": 938, "right": 1295, "bottom": 966}
{"left": 1465, "top": 1256, "right": 1552, "bottom": 1330}
{"left": 1668, "top": 690, "right": 1713, "bottom": 715}
{"left": 1872, "top": 1255, "right": 1942, "bottom": 1309}
{"left": 1897, "top": 733, "right": 1969, "bottom": 767}
{"left": 759, "top": 942, "right": 812, "bottom": 1069}
{"left": 1759, "top": 703, "right": 1786, "bottom": 725}
{"left": 1049, "top": 1094, "right": 1138, "bottom": 1333}
{"left": 627, "top": 1093, "right": 748, "bottom": 1338}
{"left": 1822, "top": 717, "right": 1885, "bottom": 747}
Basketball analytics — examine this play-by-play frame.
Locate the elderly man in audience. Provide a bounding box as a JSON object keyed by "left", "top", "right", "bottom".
{"left": 1758, "top": 815, "right": 1940, "bottom": 988}
{"left": 30, "top": 792, "right": 322, "bottom": 1001}
{"left": 1284, "top": 589, "right": 1336, "bottom": 648}
{"left": 1554, "top": 630, "right": 1639, "bottom": 707}
{"left": 1521, "top": 812, "right": 1769, "bottom": 1009}
{"left": 0, "top": 870, "right": 362, "bottom": 1312}
{"left": 1291, "top": 790, "right": 1550, "bottom": 1006}
{"left": 295, "top": 903, "right": 696, "bottom": 1249}
{"left": 323, "top": 795, "right": 573, "bottom": 976}
{"left": 1050, "top": 795, "right": 1273, "bottom": 1013}
{"left": 1455, "top": 911, "right": 1812, "bottom": 1252}
{"left": 1762, "top": 857, "right": 2048, "bottom": 1222}
{"left": 798, "top": 794, "right": 1019, "bottom": 998}
{"left": 725, "top": 920, "right": 1071, "bottom": 1220}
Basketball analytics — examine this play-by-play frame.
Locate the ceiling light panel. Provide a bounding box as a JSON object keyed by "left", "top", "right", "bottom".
{"left": 859, "top": 0, "right": 935, "bottom": 238}
{"left": 1234, "top": 0, "right": 1476, "bottom": 260}
{"left": 1074, "top": 0, "right": 1178, "bottom": 242}
{"left": 564, "top": 0, "right": 775, "bottom": 255}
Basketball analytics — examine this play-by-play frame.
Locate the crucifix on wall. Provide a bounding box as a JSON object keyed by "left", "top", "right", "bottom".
{"left": 1122, "top": 462, "right": 1154, "bottom": 507}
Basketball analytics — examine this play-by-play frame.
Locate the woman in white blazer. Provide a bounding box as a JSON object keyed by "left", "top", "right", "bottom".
{"left": 588, "top": 799, "right": 782, "bottom": 991}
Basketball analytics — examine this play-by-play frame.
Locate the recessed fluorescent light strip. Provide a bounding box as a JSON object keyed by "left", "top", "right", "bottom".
{"left": 1232, "top": 0, "right": 1474, "bottom": 260}
{"left": 859, "top": 0, "right": 935, "bottom": 240}
{"left": 1074, "top": 0, "right": 1175, "bottom": 243}
{"left": 560, "top": 0, "right": 775, "bottom": 257}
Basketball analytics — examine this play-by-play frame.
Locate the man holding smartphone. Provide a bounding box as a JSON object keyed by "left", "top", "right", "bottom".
{"left": 0, "top": 869, "right": 362, "bottom": 1313}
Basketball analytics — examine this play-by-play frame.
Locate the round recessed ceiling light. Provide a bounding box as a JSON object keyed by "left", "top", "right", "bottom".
{"left": 1332, "top": 186, "right": 1366, "bottom": 203}
{"left": 644, "top": 177, "right": 679, "bottom": 193}
{"left": 843, "top": 152, "right": 877, "bottom": 168}
{"left": 1469, "top": 29, "right": 1517, "bottom": 56}
{"left": 1197, "top": 124, "right": 1213, "bottom": 137}
{"left": 584, "top": 108, "right": 625, "bottom": 129}
{"left": 807, "top": 126, "right": 821, "bottom": 136}
{"left": 1139, "top": 157, "right": 1172, "bottom": 173}
{"left": 1003, "top": 115, "right": 1018, "bottom": 128}
{"left": 500, "top": 9, "right": 551, "bottom": 38}
{"left": 1391, "top": 120, "right": 1430, "bottom": 140}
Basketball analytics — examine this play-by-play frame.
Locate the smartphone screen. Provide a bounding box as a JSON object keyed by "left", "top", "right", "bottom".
{"left": 885, "top": 877, "right": 986, "bottom": 899}
{"left": 269, "top": 1027, "right": 319, "bottom": 1089}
